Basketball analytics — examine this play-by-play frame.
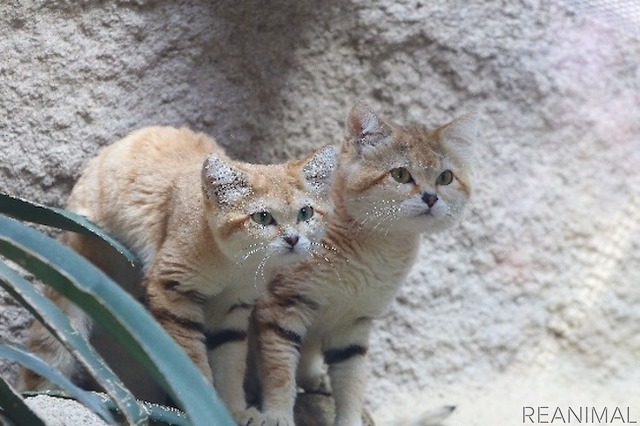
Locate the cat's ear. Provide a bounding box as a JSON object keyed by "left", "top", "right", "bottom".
{"left": 346, "top": 101, "right": 392, "bottom": 149}
{"left": 302, "top": 145, "right": 338, "bottom": 194}
{"left": 201, "top": 155, "right": 250, "bottom": 205}
{"left": 441, "top": 111, "right": 479, "bottom": 162}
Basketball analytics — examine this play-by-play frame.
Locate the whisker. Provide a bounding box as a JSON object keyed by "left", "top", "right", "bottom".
{"left": 314, "top": 240, "right": 345, "bottom": 260}
{"left": 226, "top": 242, "right": 271, "bottom": 283}
{"left": 309, "top": 245, "right": 343, "bottom": 283}
{"left": 233, "top": 242, "right": 269, "bottom": 265}
{"left": 253, "top": 250, "right": 272, "bottom": 290}
{"left": 352, "top": 199, "right": 402, "bottom": 235}
{"left": 308, "top": 242, "right": 333, "bottom": 265}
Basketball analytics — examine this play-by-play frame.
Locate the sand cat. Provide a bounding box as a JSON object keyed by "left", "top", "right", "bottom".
{"left": 17, "top": 126, "right": 337, "bottom": 418}
{"left": 242, "top": 102, "right": 477, "bottom": 426}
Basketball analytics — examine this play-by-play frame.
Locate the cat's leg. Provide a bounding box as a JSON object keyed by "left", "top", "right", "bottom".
{"left": 239, "top": 291, "right": 315, "bottom": 426}
{"left": 16, "top": 288, "right": 93, "bottom": 390}
{"left": 143, "top": 264, "right": 212, "bottom": 383}
{"left": 205, "top": 299, "right": 253, "bottom": 418}
{"left": 16, "top": 232, "right": 101, "bottom": 390}
{"left": 323, "top": 318, "right": 373, "bottom": 426}
{"left": 296, "top": 335, "right": 331, "bottom": 395}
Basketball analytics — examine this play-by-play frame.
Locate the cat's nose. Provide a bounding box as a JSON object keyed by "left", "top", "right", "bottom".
{"left": 422, "top": 192, "right": 438, "bottom": 208}
{"left": 284, "top": 234, "right": 299, "bottom": 247}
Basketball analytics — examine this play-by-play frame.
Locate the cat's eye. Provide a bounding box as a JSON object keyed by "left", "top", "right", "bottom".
{"left": 298, "top": 206, "right": 314, "bottom": 222}
{"left": 251, "top": 211, "right": 275, "bottom": 226}
{"left": 390, "top": 167, "right": 414, "bottom": 184}
{"left": 436, "top": 170, "right": 454, "bottom": 186}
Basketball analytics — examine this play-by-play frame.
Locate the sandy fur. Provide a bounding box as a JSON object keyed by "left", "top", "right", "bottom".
{"left": 17, "top": 126, "right": 337, "bottom": 417}
{"left": 245, "top": 103, "right": 478, "bottom": 426}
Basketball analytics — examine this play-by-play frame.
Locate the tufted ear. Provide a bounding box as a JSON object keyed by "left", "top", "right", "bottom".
{"left": 201, "top": 154, "right": 250, "bottom": 205}
{"left": 302, "top": 145, "right": 338, "bottom": 194}
{"left": 346, "top": 101, "right": 392, "bottom": 151}
{"left": 440, "top": 111, "right": 479, "bottom": 162}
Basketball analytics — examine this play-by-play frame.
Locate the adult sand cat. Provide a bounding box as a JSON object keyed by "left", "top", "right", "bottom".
{"left": 17, "top": 126, "right": 337, "bottom": 417}
{"left": 243, "top": 102, "right": 477, "bottom": 426}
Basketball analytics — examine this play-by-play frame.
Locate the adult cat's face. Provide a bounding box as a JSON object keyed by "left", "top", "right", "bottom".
{"left": 339, "top": 102, "right": 477, "bottom": 235}
{"left": 201, "top": 146, "right": 337, "bottom": 269}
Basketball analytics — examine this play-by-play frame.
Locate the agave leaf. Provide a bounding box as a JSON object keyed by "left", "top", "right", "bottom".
{"left": 0, "top": 374, "right": 46, "bottom": 426}
{"left": 0, "top": 259, "right": 140, "bottom": 424}
{"left": 141, "top": 402, "right": 190, "bottom": 426}
{"left": 0, "top": 340, "right": 115, "bottom": 424}
{"left": 99, "top": 395, "right": 190, "bottom": 426}
{"left": 0, "top": 193, "right": 141, "bottom": 271}
{"left": 0, "top": 214, "right": 234, "bottom": 425}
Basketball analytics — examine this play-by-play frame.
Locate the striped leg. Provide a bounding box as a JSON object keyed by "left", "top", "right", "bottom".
{"left": 297, "top": 336, "right": 331, "bottom": 395}
{"left": 205, "top": 300, "right": 253, "bottom": 417}
{"left": 144, "top": 271, "right": 211, "bottom": 383}
{"left": 240, "top": 292, "right": 316, "bottom": 426}
{"left": 324, "top": 319, "right": 372, "bottom": 426}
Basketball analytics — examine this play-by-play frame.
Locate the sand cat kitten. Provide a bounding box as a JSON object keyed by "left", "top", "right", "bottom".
{"left": 17, "top": 126, "right": 337, "bottom": 417}
{"left": 242, "top": 102, "right": 477, "bottom": 426}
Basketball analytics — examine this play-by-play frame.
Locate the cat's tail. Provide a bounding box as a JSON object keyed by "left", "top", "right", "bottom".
{"left": 377, "top": 404, "right": 456, "bottom": 426}
{"left": 414, "top": 405, "right": 456, "bottom": 426}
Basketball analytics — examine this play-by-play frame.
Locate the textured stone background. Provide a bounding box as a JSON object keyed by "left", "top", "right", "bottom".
{"left": 1, "top": 1, "right": 639, "bottom": 424}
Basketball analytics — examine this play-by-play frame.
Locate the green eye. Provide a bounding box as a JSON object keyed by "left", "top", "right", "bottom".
{"left": 436, "top": 170, "right": 454, "bottom": 185}
{"left": 251, "top": 211, "right": 275, "bottom": 226}
{"left": 298, "top": 206, "right": 314, "bottom": 222}
{"left": 390, "top": 167, "right": 413, "bottom": 184}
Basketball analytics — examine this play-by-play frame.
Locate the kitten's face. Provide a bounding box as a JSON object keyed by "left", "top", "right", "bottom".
{"left": 201, "top": 146, "right": 337, "bottom": 271}
{"left": 340, "top": 102, "right": 477, "bottom": 235}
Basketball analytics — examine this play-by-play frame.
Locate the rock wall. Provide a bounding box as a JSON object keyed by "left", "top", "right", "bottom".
{"left": 1, "top": 1, "right": 639, "bottom": 424}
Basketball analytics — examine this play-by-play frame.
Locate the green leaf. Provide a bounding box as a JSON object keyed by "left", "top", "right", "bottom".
{"left": 0, "top": 193, "right": 141, "bottom": 271}
{"left": 0, "top": 340, "right": 115, "bottom": 424}
{"left": 0, "top": 374, "right": 46, "bottom": 426}
{"left": 89, "top": 393, "right": 190, "bottom": 426}
{"left": 142, "top": 403, "right": 190, "bottom": 426}
{"left": 0, "top": 214, "right": 235, "bottom": 425}
{"left": 0, "top": 259, "right": 142, "bottom": 424}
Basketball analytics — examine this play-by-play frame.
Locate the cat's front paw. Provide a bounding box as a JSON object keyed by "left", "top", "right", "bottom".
{"left": 299, "top": 372, "right": 332, "bottom": 396}
{"left": 236, "top": 407, "right": 294, "bottom": 426}
{"left": 235, "top": 407, "right": 262, "bottom": 425}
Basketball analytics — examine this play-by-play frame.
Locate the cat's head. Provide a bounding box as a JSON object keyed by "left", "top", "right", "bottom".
{"left": 338, "top": 101, "right": 477, "bottom": 235}
{"left": 201, "top": 145, "right": 337, "bottom": 269}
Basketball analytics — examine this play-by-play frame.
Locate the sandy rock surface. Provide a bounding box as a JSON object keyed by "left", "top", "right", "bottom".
{"left": 1, "top": 1, "right": 638, "bottom": 424}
